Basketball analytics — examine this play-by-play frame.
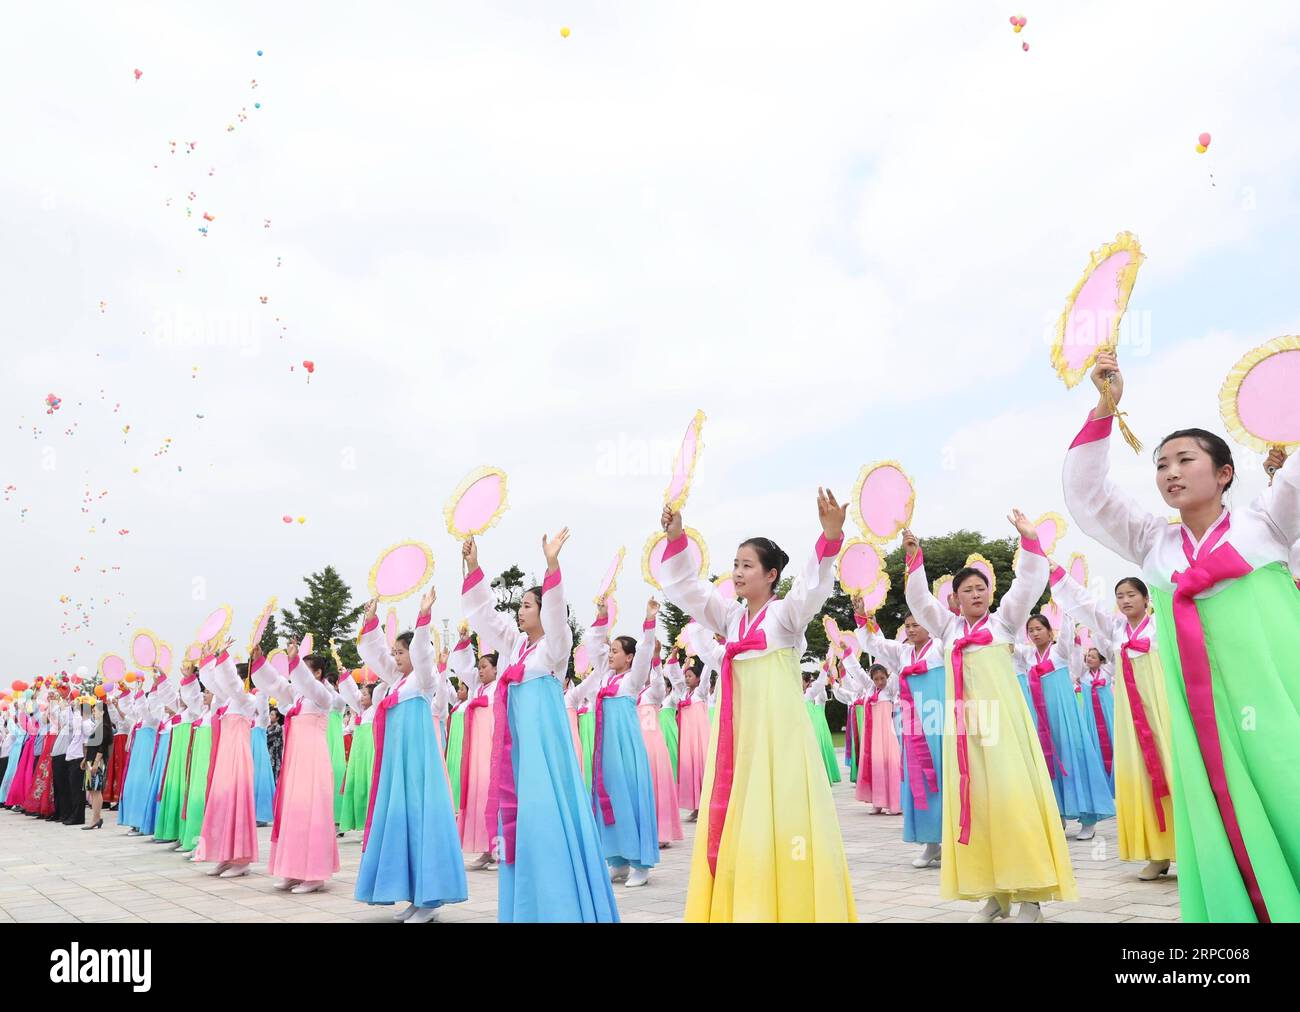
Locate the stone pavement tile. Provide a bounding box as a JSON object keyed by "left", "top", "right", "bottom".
{"left": 1111, "top": 903, "right": 1180, "bottom": 920}
{"left": 1049, "top": 909, "right": 1132, "bottom": 923}
{"left": 877, "top": 903, "right": 948, "bottom": 920}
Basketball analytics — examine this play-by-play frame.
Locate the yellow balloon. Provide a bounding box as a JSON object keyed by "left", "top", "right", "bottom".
{"left": 1196, "top": 144, "right": 1207, "bottom": 153}
{"left": 560, "top": 26, "right": 570, "bottom": 38}
{"left": 296, "top": 516, "right": 306, "bottom": 524}
{"left": 1014, "top": 24, "right": 1022, "bottom": 33}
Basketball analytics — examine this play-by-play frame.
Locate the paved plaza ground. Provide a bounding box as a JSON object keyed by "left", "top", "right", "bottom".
{"left": 0, "top": 774, "right": 1179, "bottom": 924}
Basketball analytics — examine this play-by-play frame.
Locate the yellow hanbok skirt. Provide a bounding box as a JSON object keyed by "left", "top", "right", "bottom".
{"left": 1114, "top": 650, "right": 1176, "bottom": 862}
{"left": 685, "top": 648, "right": 857, "bottom": 922}
{"left": 940, "top": 643, "right": 1077, "bottom": 904}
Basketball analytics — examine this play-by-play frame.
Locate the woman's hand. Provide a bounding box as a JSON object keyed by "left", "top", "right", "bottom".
{"left": 1091, "top": 351, "right": 1123, "bottom": 413}
{"left": 817, "top": 487, "right": 848, "bottom": 542}
{"left": 1265, "top": 445, "right": 1287, "bottom": 480}
{"left": 419, "top": 587, "right": 437, "bottom": 615}
{"left": 287, "top": 638, "right": 299, "bottom": 661}
{"left": 462, "top": 536, "right": 479, "bottom": 574}
{"left": 1008, "top": 508, "right": 1038, "bottom": 540}
{"left": 645, "top": 598, "right": 660, "bottom": 623}
{"left": 660, "top": 506, "right": 683, "bottom": 540}
{"left": 362, "top": 597, "right": 378, "bottom": 625}
{"left": 595, "top": 596, "right": 608, "bottom": 622}
{"left": 542, "top": 527, "right": 570, "bottom": 572}
{"left": 901, "top": 528, "right": 920, "bottom": 562}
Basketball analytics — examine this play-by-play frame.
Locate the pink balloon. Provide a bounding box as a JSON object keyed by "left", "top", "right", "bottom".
{"left": 856, "top": 464, "right": 914, "bottom": 541}
{"left": 1198, "top": 132, "right": 1211, "bottom": 147}
{"left": 1236, "top": 348, "right": 1300, "bottom": 444}
{"left": 100, "top": 654, "right": 126, "bottom": 683}
{"left": 371, "top": 543, "right": 433, "bottom": 599}
{"left": 450, "top": 472, "right": 505, "bottom": 537}
{"left": 131, "top": 633, "right": 156, "bottom": 668}
{"left": 664, "top": 412, "right": 704, "bottom": 509}
{"left": 837, "top": 541, "right": 883, "bottom": 592}
{"left": 1059, "top": 250, "right": 1132, "bottom": 373}
{"left": 1018, "top": 16, "right": 1027, "bottom": 27}
{"left": 282, "top": 515, "right": 292, "bottom": 523}
{"left": 1023, "top": 42, "right": 1029, "bottom": 50}
{"left": 1009, "top": 15, "right": 1017, "bottom": 24}
{"left": 195, "top": 606, "right": 231, "bottom": 643}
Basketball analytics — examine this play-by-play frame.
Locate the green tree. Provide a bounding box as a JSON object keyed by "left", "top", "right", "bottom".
{"left": 279, "top": 565, "right": 365, "bottom": 675}
{"left": 659, "top": 599, "right": 690, "bottom": 651}
{"left": 258, "top": 613, "right": 280, "bottom": 655}
{"left": 491, "top": 565, "right": 526, "bottom": 616}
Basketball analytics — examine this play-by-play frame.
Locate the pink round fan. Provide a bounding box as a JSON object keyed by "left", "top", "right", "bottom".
{"left": 1040, "top": 601, "right": 1064, "bottom": 633}
{"left": 130, "top": 631, "right": 157, "bottom": 668}
{"left": 1051, "top": 232, "right": 1144, "bottom": 388}
{"left": 573, "top": 643, "right": 591, "bottom": 677}
{"left": 932, "top": 574, "right": 956, "bottom": 615}
{"left": 964, "top": 554, "right": 997, "bottom": 596}
{"left": 1078, "top": 625, "right": 1095, "bottom": 652}
{"left": 1033, "top": 513, "right": 1068, "bottom": 555}
{"left": 859, "top": 575, "right": 890, "bottom": 614}
{"left": 1219, "top": 335, "right": 1300, "bottom": 453}
{"left": 642, "top": 528, "right": 709, "bottom": 590}
{"left": 664, "top": 410, "right": 706, "bottom": 512}
{"left": 822, "top": 615, "right": 842, "bottom": 645}
{"left": 713, "top": 576, "right": 737, "bottom": 602}
{"left": 1067, "top": 553, "right": 1089, "bottom": 588}
{"left": 384, "top": 609, "right": 399, "bottom": 649}
{"left": 99, "top": 653, "right": 126, "bottom": 684}
{"left": 184, "top": 642, "right": 201, "bottom": 663}
{"left": 593, "top": 547, "right": 626, "bottom": 607}
{"left": 838, "top": 630, "right": 862, "bottom": 657}
{"left": 195, "top": 605, "right": 233, "bottom": 645}
{"left": 268, "top": 650, "right": 289, "bottom": 680}
{"left": 851, "top": 462, "right": 915, "bottom": 543}
{"left": 445, "top": 466, "right": 509, "bottom": 539}
{"left": 606, "top": 597, "right": 619, "bottom": 629}
{"left": 300, "top": 633, "right": 314, "bottom": 657}
{"left": 836, "top": 538, "right": 883, "bottom": 593}
{"left": 157, "top": 643, "right": 173, "bottom": 674}
{"left": 368, "top": 541, "right": 434, "bottom": 603}
{"left": 248, "top": 597, "right": 277, "bottom": 654}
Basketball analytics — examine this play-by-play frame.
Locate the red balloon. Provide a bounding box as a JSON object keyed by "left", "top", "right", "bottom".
{"left": 1198, "top": 132, "right": 1211, "bottom": 147}
{"left": 302, "top": 360, "right": 315, "bottom": 372}
{"left": 282, "top": 514, "right": 293, "bottom": 523}
{"left": 1023, "top": 41, "right": 1030, "bottom": 50}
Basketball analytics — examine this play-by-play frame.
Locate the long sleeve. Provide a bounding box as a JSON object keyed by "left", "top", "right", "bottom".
{"left": 658, "top": 533, "right": 742, "bottom": 637}
{"left": 1047, "top": 564, "right": 1119, "bottom": 642}
{"left": 773, "top": 534, "right": 844, "bottom": 638}
{"left": 251, "top": 661, "right": 293, "bottom": 703}
{"left": 664, "top": 657, "right": 685, "bottom": 694}
{"left": 1062, "top": 411, "right": 1164, "bottom": 567}
{"left": 990, "top": 537, "right": 1051, "bottom": 640}
{"left": 447, "top": 635, "right": 479, "bottom": 692}
{"left": 1256, "top": 450, "right": 1300, "bottom": 547}
{"left": 461, "top": 563, "right": 524, "bottom": 662}
{"left": 830, "top": 679, "right": 857, "bottom": 705}
{"left": 854, "top": 620, "right": 909, "bottom": 672}
{"left": 406, "top": 613, "right": 439, "bottom": 695}
{"left": 902, "top": 552, "right": 954, "bottom": 642}
{"left": 684, "top": 623, "right": 724, "bottom": 672}
{"left": 537, "top": 569, "right": 574, "bottom": 676}
{"left": 843, "top": 654, "right": 870, "bottom": 695}
{"left": 621, "top": 621, "right": 659, "bottom": 697}
{"left": 357, "top": 616, "right": 400, "bottom": 685}
{"left": 288, "top": 657, "right": 335, "bottom": 710}
{"left": 337, "top": 673, "right": 363, "bottom": 717}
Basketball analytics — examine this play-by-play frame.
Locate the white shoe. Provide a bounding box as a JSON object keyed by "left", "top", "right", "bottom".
{"left": 165, "top": 841, "right": 182, "bottom": 851}
{"left": 911, "top": 843, "right": 941, "bottom": 868}
{"left": 219, "top": 864, "right": 249, "bottom": 879}
{"left": 407, "top": 906, "right": 439, "bottom": 924}
{"left": 625, "top": 867, "right": 650, "bottom": 888}
{"left": 687, "top": 810, "right": 698, "bottom": 822}
{"left": 1075, "top": 823, "right": 1097, "bottom": 842}
{"left": 291, "top": 880, "right": 324, "bottom": 895}
{"left": 465, "top": 852, "right": 492, "bottom": 870}
{"left": 863, "top": 804, "right": 878, "bottom": 814}
{"left": 1015, "top": 902, "right": 1044, "bottom": 923}
{"left": 187, "top": 852, "right": 201, "bottom": 862}
{"left": 1138, "top": 859, "right": 1171, "bottom": 881}
{"left": 126, "top": 828, "right": 142, "bottom": 837}
{"left": 207, "top": 862, "right": 232, "bottom": 877}
{"left": 393, "top": 903, "right": 417, "bottom": 921}
{"left": 274, "top": 878, "right": 302, "bottom": 891}
{"left": 967, "top": 898, "right": 1010, "bottom": 923}
{"left": 609, "top": 864, "right": 631, "bottom": 883}
{"left": 485, "top": 861, "right": 499, "bottom": 871}
{"left": 883, "top": 808, "right": 899, "bottom": 816}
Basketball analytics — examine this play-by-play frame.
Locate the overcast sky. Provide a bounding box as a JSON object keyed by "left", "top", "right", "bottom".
{"left": 4, "top": 2, "right": 1299, "bottom": 674}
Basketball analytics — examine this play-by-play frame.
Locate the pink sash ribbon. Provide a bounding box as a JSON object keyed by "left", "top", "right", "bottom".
{"left": 951, "top": 618, "right": 992, "bottom": 846}
{"left": 592, "top": 675, "right": 624, "bottom": 825}
{"left": 897, "top": 641, "right": 940, "bottom": 807}
{"left": 484, "top": 643, "right": 538, "bottom": 864}
{"left": 1027, "top": 651, "right": 1067, "bottom": 778}
{"left": 1169, "top": 517, "right": 1269, "bottom": 922}
{"left": 1118, "top": 618, "right": 1170, "bottom": 832}
{"left": 706, "top": 605, "right": 769, "bottom": 876}
{"left": 1088, "top": 678, "right": 1113, "bottom": 774}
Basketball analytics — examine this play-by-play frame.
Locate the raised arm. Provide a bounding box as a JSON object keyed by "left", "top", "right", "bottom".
{"left": 337, "top": 671, "right": 363, "bottom": 717}
{"left": 1254, "top": 447, "right": 1300, "bottom": 548}
{"left": 900, "top": 531, "right": 954, "bottom": 641}
{"left": 775, "top": 488, "right": 848, "bottom": 636}
{"left": 622, "top": 603, "right": 661, "bottom": 696}
{"left": 853, "top": 611, "right": 909, "bottom": 671}
{"left": 287, "top": 644, "right": 335, "bottom": 710}
{"left": 1061, "top": 356, "right": 1164, "bottom": 566}
{"left": 536, "top": 529, "right": 575, "bottom": 676}
{"left": 657, "top": 509, "right": 742, "bottom": 636}
{"left": 356, "top": 599, "right": 400, "bottom": 686}
{"left": 991, "top": 512, "right": 1051, "bottom": 638}
{"left": 406, "top": 589, "right": 440, "bottom": 694}
{"left": 1047, "top": 564, "right": 1119, "bottom": 643}
{"left": 460, "top": 536, "right": 524, "bottom": 660}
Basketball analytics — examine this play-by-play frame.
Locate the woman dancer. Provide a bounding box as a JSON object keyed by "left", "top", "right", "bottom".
{"left": 665, "top": 650, "right": 709, "bottom": 822}
{"left": 803, "top": 659, "right": 842, "bottom": 786}
{"left": 633, "top": 641, "right": 683, "bottom": 850}
{"left": 903, "top": 515, "right": 1076, "bottom": 923}
{"left": 657, "top": 490, "right": 857, "bottom": 922}
{"left": 1062, "top": 352, "right": 1300, "bottom": 921}
{"left": 336, "top": 673, "right": 374, "bottom": 834}
{"left": 250, "top": 686, "right": 277, "bottom": 826}
{"left": 461, "top": 530, "right": 620, "bottom": 922}
{"left": 194, "top": 643, "right": 260, "bottom": 878}
{"left": 450, "top": 634, "right": 498, "bottom": 872}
